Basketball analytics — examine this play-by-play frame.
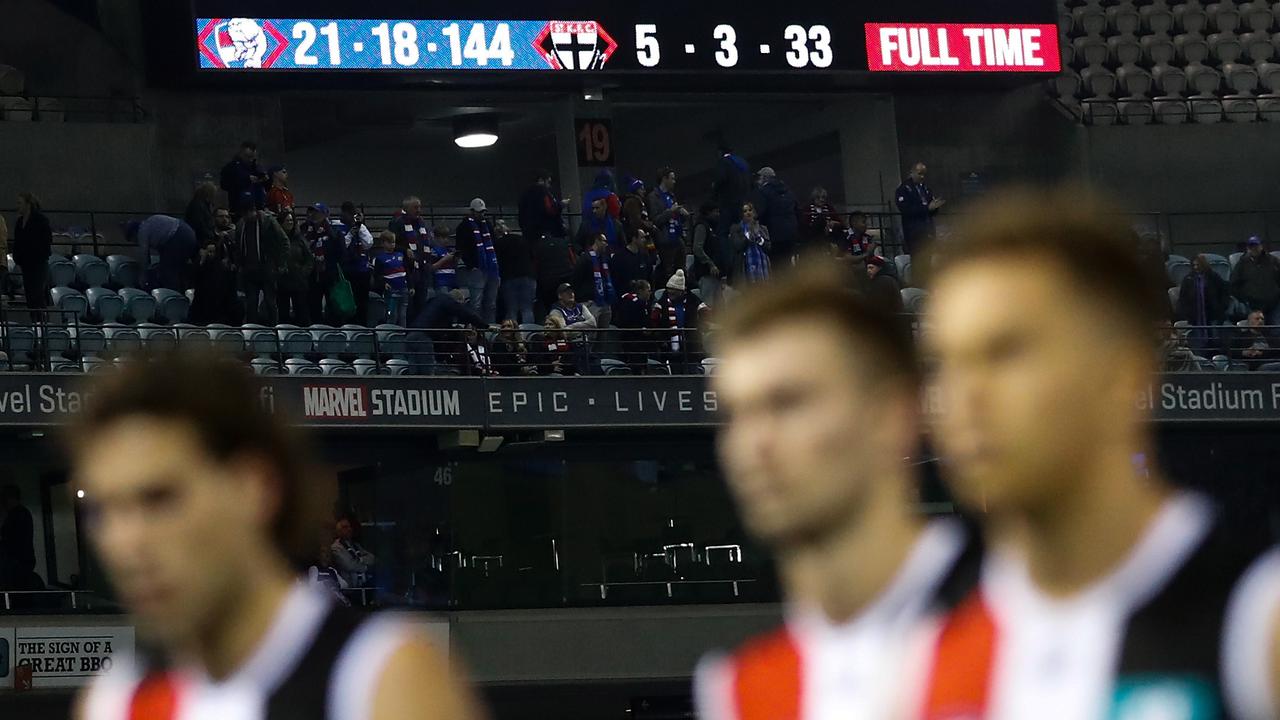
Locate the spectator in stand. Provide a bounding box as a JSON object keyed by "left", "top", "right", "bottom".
{"left": 864, "top": 256, "right": 903, "bottom": 315}
{"left": 190, "top": 221, "right": 240, "bottom": 326}
{"left": 1159, "top": 320, "right": 1199, "bottom": 372}
{"left": 491, "top": 320, "right": 538, "bottom": 376}
{"left": 373, "top": 231, "right": 410, "bottom": 327}
{"left": 648, "top": 167, "right": 690, "bottom": 285}
{"left": 13, "top": 192, "right": 51, "bottom": 309}
{"left": 0, "top": 214, "right": 7, "bottom": 300}
{"left": 753, "top": 167, "right": 799, "bottom": 266}
{"left": 531, "top": 313, "right": 578, "bottom": 376}
{"left": 582, "top": 170, "right": 621, "bottom": 221}
{"left": 407, "top": 289, "right": 487, "bottom": 375}
{"left": 264, "top": 166, "right": 294, "bottom": 215}
{"left": 1234, "top": 309, "right": 1279, "bottom": 370}
{"left": 214, "top": 206, "right": 236, "bottom": 244}
{"left": 834, "top": 211, "right": 891, "bottom": 287}
{"left": 389, "top": 196, "right": 433, "bottom": 258}
{"left": 423, "top": 224, "right": 459, "bottom": 299}
{"left": 455, "top": 198, "right": 501, "bottom": 325}
{"left": 0, "top": 484, "right": 38, "bottom": 591}
{"left": 1230, "top": 236, "right": 1280, "bottom": 325}
{"left": 518, "top": 170, "right": 569, "bottom": 242}
{"left": 534, "top": 226, "right": 575, "bottom": 318}
{"left": 1177, "top": 253, "right": 1231, "bottom": 354}
{"left": 550, "top": 282, "right": 597, "bottom": 332}
{"left": 611, "top": 226, "right": 656, "bottom": 303}
{"left": 621, "top": 178, "right": 658, "bottom": 251}
{"left": 333, "top": 202, "right": 374, "bottom": 326}
{"left": 185, "top": 179, "right": 219, "bottom": 248}
{"left": 300, "top": 203, "right": 344, "bottom": 324}
{"left": 650, "top": 270, "right": 708, "bottom": 374}
{"left": 730, "top": 201, "right": 772, "bottom": 286}
{"left": 801, "top": 186, "right": 840, "bottom": 250}
{"left": 691, "top": 203, "right": 725, "bottom": 307}
{"left": 577, "top": 197, "right": 621, "bottom": 250}
{"left": 331, "top": 515, "right": 376, "bottom": 589}
{"left": 235, "top": 209, "right": 286, "bottom": 326}
{"left": 494, "top": 219, "right": 537, "bottom": 324}
{"left": 573, "top": 233, "right": 617, "bottom": 329}
{"left": 712, "top": 141, "right": 752, "bottom": 249}
{"left": 276, "top": 211, "right": 312, "bottom": 326}
{"left": 614, "top": 279, "right": 653, "bottom": 330}
{"left": 895, "top": 161, "right": 944, "bottom": 256}
{"left": 130, "top": 215, "right": 198, "bottom": 292}
{"left": 219, "top": 140, "right": 267, "bottom": 214}
{"left": 461, "top": 328, "right": 499, "bottom": 376}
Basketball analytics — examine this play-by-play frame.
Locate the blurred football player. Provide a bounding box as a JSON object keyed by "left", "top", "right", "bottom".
{"left": 921, "top": 188, "right": 1280, "bottom": 719}
{"left": 71, "top": 353, "right": 482, "bottom": 720}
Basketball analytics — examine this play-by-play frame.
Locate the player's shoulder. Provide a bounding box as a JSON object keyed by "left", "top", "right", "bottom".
{"left": 328, "top": 611, "right": 452, "bottom": 719}
{"left": 76, "top": 652, "right": 148, "bottom": 720}
{"left": 694, "top": 626, "right": 799, "bottom": 720}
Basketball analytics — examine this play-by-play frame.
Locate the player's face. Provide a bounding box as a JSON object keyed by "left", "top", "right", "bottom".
{"left": 77, "top": 418, "right": 271, "bottom": 647}
{"left": 716, "top": 321, "right": 905, "bottom": 546}
{"left": 927, "top": 256, "right": 1139, "bottom": 517}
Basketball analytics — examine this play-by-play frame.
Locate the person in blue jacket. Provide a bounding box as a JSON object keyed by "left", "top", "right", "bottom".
{"left": 895, "top": 161, "right": 945, "bottom": 256}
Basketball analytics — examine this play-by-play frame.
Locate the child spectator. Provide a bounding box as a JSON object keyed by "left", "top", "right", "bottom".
{"left": 373, "top": 231, "right": 410, "bottom": 326}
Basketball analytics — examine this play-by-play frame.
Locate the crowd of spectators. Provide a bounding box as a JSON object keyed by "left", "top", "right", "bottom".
{"left": 1172, "top": 238, "right": 1280, "bottom": 368}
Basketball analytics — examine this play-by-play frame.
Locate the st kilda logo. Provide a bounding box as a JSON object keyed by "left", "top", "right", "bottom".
{"left": 534, "top": 21, "right": 619, "bottom": 70}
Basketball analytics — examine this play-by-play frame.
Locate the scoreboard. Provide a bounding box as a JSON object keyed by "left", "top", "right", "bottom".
{"left": 189, "top": 1, "right": 1060, "bottom": 76}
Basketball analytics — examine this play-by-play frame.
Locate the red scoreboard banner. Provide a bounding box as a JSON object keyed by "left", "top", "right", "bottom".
{"left": 865, "top": 23, "right": 1061, "bottom": 73}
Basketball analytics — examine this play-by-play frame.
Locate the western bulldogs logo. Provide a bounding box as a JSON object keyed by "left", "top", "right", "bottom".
{"left": 197, "top": 18, "right": 290, "bottom": 69}
{"left": 534, "top": 21, "right": 618, "bottom": 70}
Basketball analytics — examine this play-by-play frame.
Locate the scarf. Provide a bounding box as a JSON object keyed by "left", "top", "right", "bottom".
{"left": 658, "top": 189, "right": 683, "bottom": 244}
{"left": 468, "top": 341, "right": 493, "bottom": 375}
{"left": 743, "top": 222, "right": 771, "bottom": 283}
{"left": 659, "top": 296, "right": 689, "bottom": 351}
{"left": 467, "top": 217, "right": 500, "bottom": 278}
{"left": 590, "top": 250, "right": 617, "bottom": 305}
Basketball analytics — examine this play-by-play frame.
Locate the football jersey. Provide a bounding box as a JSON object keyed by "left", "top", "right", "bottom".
{"left": 695, "top": 519, "right": 977, "bottom": 720}
{"left": 81, "top": 584, "right": 416, "bottom": 720}
{"left": 918, "top": 493, "right": 1280, "bottom": 720}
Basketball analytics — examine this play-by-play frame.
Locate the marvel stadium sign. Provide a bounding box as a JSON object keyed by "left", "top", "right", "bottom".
{"left": 0, "top": 374, "right": 1272, "bottom": 428}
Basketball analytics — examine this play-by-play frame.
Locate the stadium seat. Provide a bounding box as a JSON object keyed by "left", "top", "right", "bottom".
{"left": 73, "top": 254, "right": 109, "bottom": 288}
{"left": 42, "top": 325, "right": 72, "bottom": 358}
{"left": 1240, "top": 1, "right": 1273, "bottom": 32}
{"left": 342, "top": 324, "right": 376, "bottom": 358}
{"left": 1259, "top": 362, "right": 1280, "bottom": 371}
{"left": 1205, "top": 253, "right": 1232, "bottom": 280}
{"left": 50, "top": 286, "right": 88, "bottom": 322}
{"left": 1230, "top": 251, "right": 1244, "bottom": 269}
{"left": 1053, "top": 69, "right": 1083, "bottom": 100}
{"left": 1258, "top": 93, "right": 1280, "bottom": 119}
{"left": 151, "top": 289, "right": 190, "bottom": 324}
{"left": 47, "top": 255, "right": 75, "bottom": 289}
{"left": 375, "top": 325, "right": 408, "bottom": 358}
{"left": 1210, "top": 31, "right": 1244, "bottom": 63}
{"left": 901, "top": 288, "right": 929, "bottom": 314}
{"left": 1074, "top": 36, "right": 1109, "bottom": 67}
{"left": 242, "top": 324, "right": 278, "bottom": 358}
{"left": 367, "top": 292, "right": 387, "bottom": 326}
{"left": 646, "top": 359, "right": 673, "bottom": 376}
{"left": 1272, "top": 251, "right": 1280, "bottom": 263}
{"left": 51, "top": 361, "right": 81, "bottom": 374}
{"left": 353, "top": 359, "right": 379, "bottom": 376}
{"left": 285, "top": 359, "right": 322, "bottom": 376}
{"left": 1118, "top": 65, "right": 1154, "bottom": 97}
{"left": 320, "top": 359, "right": 357, "bottom": 376}
{"left": 1143, "top": 34, "right": 1178, "bottom": 66}
{"left": 1224, "top": 62, "right": 1260, "bottom": 93}
{"left": 276, "top": 326, "right": 313, "bottom": 357}
{"left": 1108, "top": 3, "right": 1142, "bottom": 35}
{"left": 1120, "top": 98, "right": 1156, "bottom": 123}
{"left": 600, "top": 358, "right": 632, "bottom": 376}
{"left": 119, "top": 288, "right": 157, "bottom": 324}
{"left": 1241, "top": 30, "right": 1274, "bottom": 61}
{"left": 1153, "top": 64, "right": 1189, "bottom": 95}
{"left": 1259, "top": 62, "right": 1280, "bottom": 91}
{"left": 1154, "top": 96, "right": 1191, "bottom": 122}
{"left": 86, "top": 287, "right": 124, "bottom": 324}
{"left": 1175, "top": 3, "right": 1209, "bottom": 34}
{"left": 1108, "top": 35, "right": 1144, "bottom": 66}
{"left": 207, "top": 324, "right": 246, "bottom": 355}
{"left": 1224, "top": 95, "right": 1259, "bottom": 120}
{"left": 1082, "top": 66, "right": 1119, "bottom": 98}
{"left": 251, "top": 358, "right": 284, "bottom": 375}
{"left": 1168, "top": 286, "right": 1181, "bottom": 313}
{"left": 1187, "top": 63, "right": 1222, "bottom": 95}
{"left": 1085, "top": 99, "right": 1120, "bottom": 124}
{"left": 384, "top": 359, "right": 412, "bottom": 376}
{"left": 3, "top": 324, "right": 34, "bottom": 367}
{"left": 1176, "top": 34, "right": 1211, "bottom": 65}
{"left": 72, "top": 326, "right": 106, "bottom": 357}
{"left": 1142, "top": 3, "right": 1176, "bottom": 34}
{"left": 1074, "top": 4, "right": 1108, "bottom": 35}
{"left": 174, "top": 324, "right": 211, "bottom": 353}
{"left": 310, "top": 325, "right": 346, "bottom": 358}
{"left": 103, "top": 324, "right": 142, "bottom": 355}
{"left": 1167, "top": 255, "right": 1193, "bottom": 284}
{"left": 701, "top": 358, "right": 721, "bottom": 376}
{"left": 137, "top": 323, "right": 177, "bottom": 352}
{"left": 1208, "top": 1, "right": 1242, "bottom": 33}
{"left": 894, "top": 255, "right": 912, "bottom": 286}
{"left": 82, "top": 357, "right": 109, "bottom": 373}
{"left": 106, "top": 255, "right": 140, "bottom": 289}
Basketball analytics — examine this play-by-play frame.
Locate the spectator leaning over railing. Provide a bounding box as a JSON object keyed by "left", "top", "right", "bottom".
{"left": 276, "top": 211, "right": 312, "bottom": 326}
{"left": 573, "top": 233, "right": 616, "bottom": 329}
{"left": 517, "top": 169, "right": 568, "bottom": 243}
{"left": 235, "top": 208, "right": 286, "bottom": 326}
{"left": 730, "top": 201, "right": 771, "bottom": 286}
{"left": 1233, "top": 309, "right": 1279, "bottom": 371}
{"left": 264, "top": 165, "right": 293, "bottom": 215}
{"left": 185, "top": 178, "right": 220, "bottom": 248}
{"left": 494, "top": 219, "right": 537, "bottom": 324}
{"left": 334, "top": 201, "right": 374, "bottom": 326}
{"left": 455, "top": 197, "right": 501, "bottom": 325}
{"left": 13, "top": 191, "right": 51, "bottom": 309}
{"left": 129, "top": 214, "right": 198, "bottom": 292}
{"left": 300, "top": 203, "right": 344, "bottom": 324}
{"left": 373, "top": 230, "right": 411, "bottom": 327}
{"left": 1230, "top": 236, "right": 1280, "bottom": 325}
{"left": 1177, "top": 253, "right": 1231, "bottom": 354}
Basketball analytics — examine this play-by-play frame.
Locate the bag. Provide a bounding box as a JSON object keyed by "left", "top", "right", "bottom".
{"left": 328, "top": 267, "right": 356, "bottom": 322}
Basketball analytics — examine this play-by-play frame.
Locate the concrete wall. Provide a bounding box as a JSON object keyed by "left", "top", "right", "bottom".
{"left": 0, "top": 0, "right": 139, "bottom": 97}
{"left": 0, "top": 122, "right": 157, "bottom": 212}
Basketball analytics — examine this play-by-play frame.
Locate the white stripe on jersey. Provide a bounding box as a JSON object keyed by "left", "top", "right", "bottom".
{"left": 1223, "top": 546, "right": 1280, "bottom": 720}
{"left": 328, "top": 614, "right": 422, "bottom": 720}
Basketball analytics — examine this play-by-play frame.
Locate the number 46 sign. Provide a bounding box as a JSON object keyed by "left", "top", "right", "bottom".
{"left": 575, "top": 119, "right": 614, "bottom": 167}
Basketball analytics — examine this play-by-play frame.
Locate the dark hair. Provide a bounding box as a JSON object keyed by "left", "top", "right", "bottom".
{"left": 657, "top": 166, "right": 675, "bottom": 183}
{"left": 534, "top": 169, "right": 552, "bottom": 182}
{"left": 699, "top": 201, "right": 718, "bottom": 216}
{"left": 630, "top": 279, "right": 651, "bottom": 293}
{"left": 340, "top": 201, "right": 357, "bottom": 215}
{"left": 17, "top": 191, "right": 40, "bottom": 212}
{"left": 715, "top": 265, "right": 920, "bottom": 388}
{"left": 931, "top": 186, "right": 1168, "bottom": 341}
{"left": 240, "top": 140, "right": 258, "bottom": 151}
{"left": 848, "top": 210, "right": 867, "bottom": 221}
{"left": 70, "top": 352, "right": 319, "bottom": 566}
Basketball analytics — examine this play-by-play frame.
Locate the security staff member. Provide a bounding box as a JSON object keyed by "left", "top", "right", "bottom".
{"left": 895, "top": 162, "right": 945, "bottom": 257}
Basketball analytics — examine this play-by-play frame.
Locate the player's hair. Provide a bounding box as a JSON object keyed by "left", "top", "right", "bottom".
{"left": 714, "top": 265, "right": 920, "bottom": 388}
{"left": 69, "top": 352, "right": 319, "bottom": 566}
{"left": 929, "top": 186, "right": 1168, "bottom": 343}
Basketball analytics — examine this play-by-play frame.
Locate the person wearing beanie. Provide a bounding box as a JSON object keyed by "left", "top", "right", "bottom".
{"left": 865, "top": 254, "right": 903, "bottom": 315}
{"left": 650, "top": 269, "right": 708, "bottom": 373}
{"left": 1230, "top": 235, "right": 1280, "bottom": 325}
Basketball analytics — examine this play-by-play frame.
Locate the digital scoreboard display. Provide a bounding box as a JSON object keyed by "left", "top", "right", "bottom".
{"left": 190, "top": 2, "right": 1060, "bottom": 75}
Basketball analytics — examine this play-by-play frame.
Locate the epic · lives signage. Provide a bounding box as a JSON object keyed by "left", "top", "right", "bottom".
{"left": 865, "top": 24, "right": 1061, "bottom": 72}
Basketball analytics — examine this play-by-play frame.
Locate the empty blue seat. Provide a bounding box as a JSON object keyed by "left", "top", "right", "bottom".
{"left": 276, "top": 326, "right": 313, "bottom": 356}
{"left": 174, "top": 324, "right": 212, "bottom": 353}
{"left": 137, "top": 323, "right": 177, "bottom": 352}
{"left": 103, "top": 324, "right": 142, "bottom": 355}
{"left": 367, "top": 292, "right": 388, "bottom": 327}
{"left": 251, "top": 358, "right": 284, "bottom": 375}
{"left": 43, "top": 326, "right": 73, "bottom": 357}
{"left": 47, "top": 255, "right": 75, "bottom": 288}
{"left": 353, "top": 359, "right": 379, "bottom": 376}
{"left": 310, "top": 325, "right": 346, "bottom": 358}
{"left": 320, "top": 359, "right": 357, "bottom": 376}
{"left": 119, "top": 288, "right": 157, "bottom": 324}
{"left": 3, "top": 324, "right": 34, "bottom": 367}
{"left": 151, "top": 289, "right": 190, "bottom": 324}
{"left": 73, "top": 326, "right": 107, "bottom": 357}
{"left": 50, "top": 286, "right": 88, "bottom": 322}
{"left": 901, "top": 288, "right": 930, "bottom": 314}
{"left": 285, "top": 358, "right": 323, "bottom": 375}
{"left": 106, "top": 255, "right": 141, "bottom": 289}
{"left": 86, "top": 287, "right": 124, "bottom": 324}
{"left": 207, "top": 324, "right": 246, "bottom": 355}
{"left": 242, "top": 324, "right": 279, "bottom": 358}
{"left": 73, "top": 254, "right": 109, "bottom": 288}
{"left": 342, "top": 324, "right": 376, "bottom": 358}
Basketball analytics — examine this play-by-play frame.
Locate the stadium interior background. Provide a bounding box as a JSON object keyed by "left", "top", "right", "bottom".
{"left": 0, "top": 0, "right": 1278, "bottom": 718}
